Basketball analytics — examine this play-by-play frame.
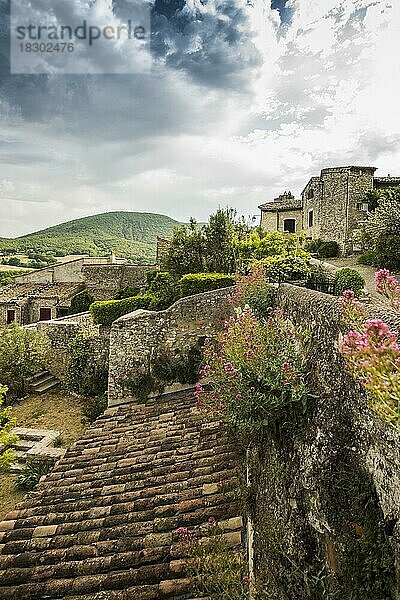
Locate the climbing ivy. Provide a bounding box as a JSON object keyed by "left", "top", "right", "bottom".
{"left": 66, "top": 335, "right": 108, "bottom": 397}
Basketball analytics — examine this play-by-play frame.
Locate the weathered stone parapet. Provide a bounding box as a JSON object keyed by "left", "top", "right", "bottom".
{"left": 250, "top": 283, "right": 400, "bottom": 598}
{"left": 108, "top": 287, "right": 232, "bottom": 405}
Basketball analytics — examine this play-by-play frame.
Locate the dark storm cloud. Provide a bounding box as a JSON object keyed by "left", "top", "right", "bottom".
{"left": 150, "top": 0, "right": 261, "bottom": 88}
{"left": 271, "top": 0, "right": 294, "bottom": 26}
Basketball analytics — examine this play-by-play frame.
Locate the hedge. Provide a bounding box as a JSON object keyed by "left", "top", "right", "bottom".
{"left": 306, "top": 239, "right": 339, "bottom": 258}
{"left": 179, "top": 273, "right": 235, "bottom": 296}
{"left": 90, "top": 293, "right": 156, "bottom": 326}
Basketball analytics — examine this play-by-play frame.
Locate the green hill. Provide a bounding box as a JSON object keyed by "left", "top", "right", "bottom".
{"left": 0, "top": 212, "right": 181, "bottom": 263}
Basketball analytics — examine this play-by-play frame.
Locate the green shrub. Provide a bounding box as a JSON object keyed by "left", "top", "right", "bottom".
{"left": 68, "top": 290, "right": 94, "bottom": 315}
{"left": 0, "top": 270, "right": 29, "bottom": 287}
{"left": 375, "top": 233, "right": 400, "bottom": 271}
{"left": 145, "top": 269, "right": 160, "bottom": 285}
{"left": 14, "top": 459, "right": 53, "bottom": 490}
{"left": 0, "top": 385, "right": 18, "bottom": 471}
{"left": 0, "top": 324, "right": 48, "bottom": 398}
{"left": 148, "top": 272, "right": 180, "bottom": 309}
{"left": 115, "top": 286, "right": 141, "bottom": 299}
{"left": 334, "top": 268, "right": 365, "bottom": 297}
{"left": 180, "top": 273, "right": 235, "bottom": 296}
{"left": 123, "top": 370, "right": 158, "bottom": 401}
{"left": 306, "top": 239, "right": 339, "bottom": 258}
{"left": 90, "top": 293, "right": 156, "bottom": 326}
{"left": 152, "top": 342, "right": 204, "bottom": 386}
{"left": 81, "top": 395, "right": 107, "bottom": 424}
{"left": 318, "top": 240, "right": 339, "bottom": 258}
{"left": 357, "top": 250, "right": 377, "bottom": 266}
{"left": 259, "top": 254, "right": 310, "bottom": 283}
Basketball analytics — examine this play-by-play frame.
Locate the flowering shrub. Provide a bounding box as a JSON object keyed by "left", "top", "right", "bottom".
{"left": 375, "top": 269, "right": 400, "bottom": 311}
{"left": 230, "top": 264, "right": 272, "bottom": 318}
{"left": 340, "top": 319, "right": 400, "bottom": 426}
{"left": 196, "top": 306, "right": 307, "bottom": 430}
{"left": 176, "top": 519, "right": 249, "bottom": 599}
{"left": 340, "top": 290, "right": 367, "bottom": 331}
{"left": 340, "top": 271, "right": 400, "bottom": 427}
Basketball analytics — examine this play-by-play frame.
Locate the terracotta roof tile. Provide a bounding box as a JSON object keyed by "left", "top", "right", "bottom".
{"left": 0, "top": 392, "right": 244, "bottom": 599}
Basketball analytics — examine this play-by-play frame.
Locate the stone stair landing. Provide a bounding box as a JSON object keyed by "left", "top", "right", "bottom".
{"left": 0, "top": 391, "right": 245, "bottom": 600}
{"left": 9, "top": 428, "right": 65, "bottom": 473}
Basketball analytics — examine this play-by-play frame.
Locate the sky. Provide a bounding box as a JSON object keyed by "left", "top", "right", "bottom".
{"left": 0, "top": 0, "right": 399, "bottom": 237}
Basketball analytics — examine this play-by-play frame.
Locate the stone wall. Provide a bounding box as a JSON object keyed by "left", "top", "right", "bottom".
{"left": 35, "top": 315, "right": 108, "bottom": 381}
{"left": 302, "top": 176, "right": 322, "bottom": 239}
{"left": 108, "top": 287, "right": 232, "bottom": 405}
{"left": 83, "top": 264, "right": 156, "bottom": 297}
{"left": 249, "top": 283, "right": 400, "bottom": 598}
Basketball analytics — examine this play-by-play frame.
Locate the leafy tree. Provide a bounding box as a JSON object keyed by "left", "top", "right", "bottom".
{"left": 236, "top": 230, "right": 307, "bottom": 264}
{"left": 0, "top": 324, "right": 48, "bottom": 398}
{"left": 162, "top": 219, "right": 206, "bottom": 275}
{"left": 362, "top": 188, "right": 400, "bottom": 269}
{"left": 364, "top": 189, "right": 382, "bottom": 212}
{"left": 163, "top": 209, "right": 250, "bottom": 275}
{"left": 203, "top": 208, "right": 243, "bottom": 273}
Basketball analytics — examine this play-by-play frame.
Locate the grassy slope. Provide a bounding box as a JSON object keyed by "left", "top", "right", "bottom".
{"left": 0, "top": 212, "right": 181, "bottom": 263}
{"left": 0, "top": 392, "right": 86, "bottom": 520}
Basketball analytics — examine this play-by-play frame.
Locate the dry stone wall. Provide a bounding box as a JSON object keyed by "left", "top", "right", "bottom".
{"left": 108, "top": 287, "right": 231, "bottom": 405}
{"left": 34, "top": 314, "right": 109, "bottom": 381}
{"left": 83, "top": 264, "right": 156, "bottom": 297}
{"left": 249, "top": 283, "right": 400, "bottom": 598}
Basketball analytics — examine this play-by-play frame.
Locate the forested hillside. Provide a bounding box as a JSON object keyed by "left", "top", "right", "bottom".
{"left": 0, "top": 212, "right": 180, "bottom": 263}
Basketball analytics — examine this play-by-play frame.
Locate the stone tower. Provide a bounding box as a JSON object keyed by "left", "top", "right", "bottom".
{"left": 302, "top": 166, "right": 376, "bottom": 254}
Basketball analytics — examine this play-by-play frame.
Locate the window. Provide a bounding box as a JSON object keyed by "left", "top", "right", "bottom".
{"left": 6, "top": 309, "right": 16, "bottom": 325}
{"left": 39, "top": 307, "right": 52, "bottom": 321}
{"left": 307, "top": 188, "right": 314, "bottom": 199}
{"left": 283, "top": 219, "right": 296, "bottom": 233}
{"left": 356, "top": 202, "right": 369, "bottom": 212}
{"left": 308, "top": 210, "right": 314, "bottom": 228}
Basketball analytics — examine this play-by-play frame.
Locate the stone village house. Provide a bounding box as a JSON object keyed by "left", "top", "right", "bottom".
{"left": 259, "top": 165, "right": 400, "bottom": 254}
{"left": 0, "top": 254, "right": 155, "bottom": 327}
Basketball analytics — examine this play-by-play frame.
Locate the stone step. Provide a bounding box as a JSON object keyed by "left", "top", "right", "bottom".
{"left": 30, "top": 379, "right": 60, "bottom": 394}
{"left": 27, "top": 370, "right": 60, "bottom": 395}
{"left": 27, "top": 371, "right": 49, "bottom": 383}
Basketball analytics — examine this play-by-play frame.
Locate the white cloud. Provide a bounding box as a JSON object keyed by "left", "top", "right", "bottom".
{"left": 1, "top": 0, "right": 400, "bottom": 236}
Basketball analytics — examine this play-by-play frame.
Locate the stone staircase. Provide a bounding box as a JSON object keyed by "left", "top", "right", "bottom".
{"left": 27, "top": 371, "right": 60, "bottom": 394}
{"left": 0, "top": 391, "right": 246, "bottom": 600}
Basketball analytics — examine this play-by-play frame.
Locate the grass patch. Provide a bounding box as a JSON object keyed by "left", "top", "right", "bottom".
{"left": 11, "top": 391, "right": 86, "bottom": 448}
{"left": 0, "top": 391, "right": 86, "bottom": 520}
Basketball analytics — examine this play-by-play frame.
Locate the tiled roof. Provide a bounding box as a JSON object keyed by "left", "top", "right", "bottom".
{"left": 0, "top": 283, "right": 83, "bottom": 304}
{"left": 258, "top": 199, "right": 303, "bottom": 212}
{"left": 0, "top": 392, "right": 244, "bottom": 600}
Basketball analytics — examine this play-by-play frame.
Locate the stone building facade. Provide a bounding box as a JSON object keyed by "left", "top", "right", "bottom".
{"left": 259, "top": 166, "right": 400, "bottom": 254}
{"left": 0, "top": 255, "right": 157, "bottom": 327}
